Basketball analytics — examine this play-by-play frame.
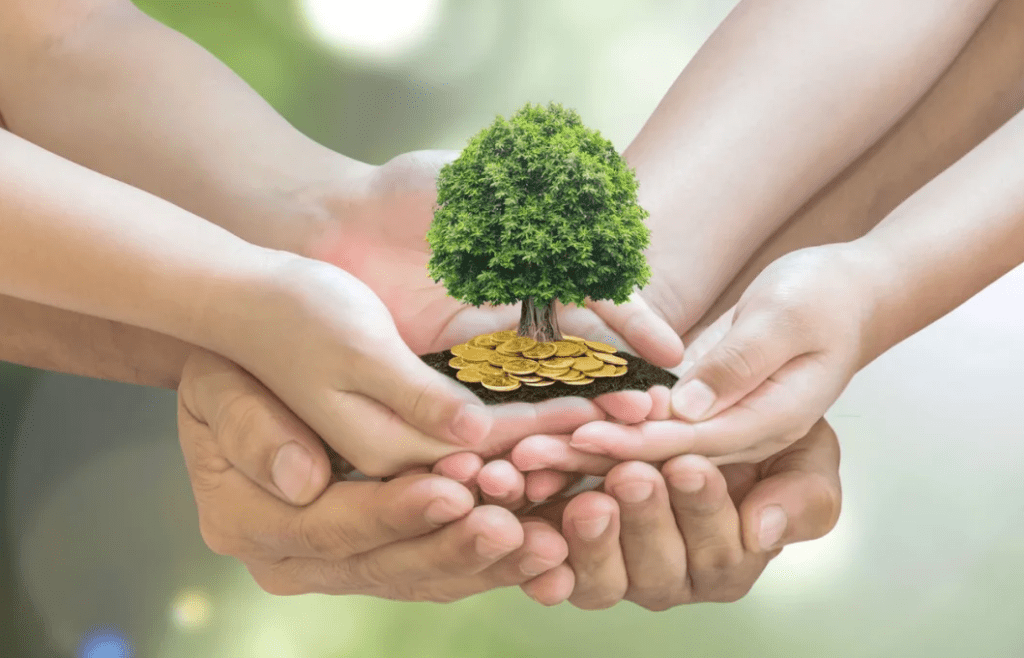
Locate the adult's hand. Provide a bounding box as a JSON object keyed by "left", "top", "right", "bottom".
{"left": 521, "top": 420, "right": 842, "bottom": 609}
{"left": 314, "top": 149, "right": 684, "bottom": 369}
{"left": 177, "top": 351, "right": 570, "bottom": 601}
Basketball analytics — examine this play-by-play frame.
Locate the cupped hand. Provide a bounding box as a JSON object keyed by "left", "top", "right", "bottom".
{"left": 520, "top": 419, "right": 842, "bottom": 610}
{"left": 314, "top": 149, "right": 684, "bottom": 367}
{"left": 177, "top": 350, "right": 569, "bottom": 601}
{"left": 564, "top": 244, "right": 873, "bottom": 465}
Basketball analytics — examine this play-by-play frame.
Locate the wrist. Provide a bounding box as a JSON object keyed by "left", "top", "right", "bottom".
{"left": 833, "top": 239, "right": 901, "bottom": 369}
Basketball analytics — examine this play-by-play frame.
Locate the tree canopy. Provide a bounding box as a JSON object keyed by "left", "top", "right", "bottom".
{"left": 427, "top": 102, "right": 651, "bottom": 308}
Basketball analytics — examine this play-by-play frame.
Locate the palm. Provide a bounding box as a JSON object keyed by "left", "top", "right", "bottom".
{"left": 319, "top": 150, "right": 660, "bottom": 358}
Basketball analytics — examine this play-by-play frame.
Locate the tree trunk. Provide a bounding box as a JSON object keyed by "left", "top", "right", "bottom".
{"left": 518, "top": 297, "right": 562, "bottom": 343}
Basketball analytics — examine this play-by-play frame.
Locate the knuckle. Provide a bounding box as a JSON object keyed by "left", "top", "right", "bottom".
{"left": 291, "top": 511, "right": 361, "bottom": 558}
{"left": 627, "top": 586, "right": 687, "bottom": 612}
{"left": 217, "top": 393, "right": 266, "bottom": 454}
{"left": 197, "top": 511, "right": 236, "bottom": 557}
{"left": 710, "top": 342, "right": 764, "bottom": 387}
{"left": 571, "top": 583, "right": 628, "bottom": 611}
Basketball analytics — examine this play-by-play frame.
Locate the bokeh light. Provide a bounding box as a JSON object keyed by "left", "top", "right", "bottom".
{"left": 78, "top": 630, "right": 131, "bottom": 658}
{"left": 299, "top": 0, "right": 443, "bottom": 60}
{"left": 171, "top": 588, "right": 212, "bottom": 630}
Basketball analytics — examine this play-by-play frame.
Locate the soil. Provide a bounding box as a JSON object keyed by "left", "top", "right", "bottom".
{"left": 420, "top": 350, "right": 679, "bottom": 405}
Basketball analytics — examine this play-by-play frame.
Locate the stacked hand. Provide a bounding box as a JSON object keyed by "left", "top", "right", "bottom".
{"left": 178, "top": 151, "right": 845, "bottom": 608}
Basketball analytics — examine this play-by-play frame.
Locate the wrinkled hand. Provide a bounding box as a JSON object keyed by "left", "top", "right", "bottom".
{"left": 522, "top": 420, "right": 842, "bottom": 609}
{"left": 177, "top": 350, "right": 570, "bottom": 600}
{"left": 565, "top": 244, "right": 872, "bottom": 465}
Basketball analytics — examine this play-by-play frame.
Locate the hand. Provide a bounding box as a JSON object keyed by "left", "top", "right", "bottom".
{"left": 521, "top": 420, "right": 842, "bottom": 610}
{"left": 177, "top": 350, "right": 571, "bottom": 601}
{"left": 565, "top": 244, "right": 874, "bottom": 465}
{"left": 314, "top": 149, "right": 684, "bottom": 367}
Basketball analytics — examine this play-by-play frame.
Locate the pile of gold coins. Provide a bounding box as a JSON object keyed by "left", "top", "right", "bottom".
{"left": 448, "top": 330, "right": 629, "bottom": 392}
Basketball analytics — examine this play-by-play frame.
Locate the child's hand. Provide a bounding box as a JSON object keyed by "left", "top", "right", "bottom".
{"left": 565, "top": 244, "right": 877, "bottom": 465}
{"left": 209, "top": 254, "right": 602, "bottom": 477}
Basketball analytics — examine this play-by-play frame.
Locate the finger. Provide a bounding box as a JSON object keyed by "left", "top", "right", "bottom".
{"left": 265, "top": 474, "right": 476, "bottom": 560}
{"left": 738, "top": 419, "right": 842, "bottom": 553}
{"left": 478, "top": 459, "right": 527, "bottom": 511}
{"left": 569, "top": 353, "right": 835, "bottom": 463}
{"left": 489, "top": 396, "right": 606, "bottom": 444}
{"left": 320, "top": 505, "right": 524, "bottom": 590}
{"left": 594, "top": 390, "right": 654, "bottom": 424}
{"left": 663, "top": 455, "right": 764, "bottom": 603}
{"left": 604, "top": 462, "right": 688, "bottom": 610}
{"left": 521, "top": 563, "right": 576, "bottom": 606}
{"left": 512, "top": 434, "right": 618, "bottom": 475}
{"left": 586, "top": 292, "right": 685, "bottom": 368}
{"left": 670, "top": 309, "right": 806, "bottom": 422}
{"left": 563, "top": 492, "right": 627, "bottom": 610}
{"left": 252, "top": 505, "right": 525, "bottom": 597}
{"left": 178, "top": 350, "right": 332, "bottom": 506}
{"left": 432, "top": 452, "right": 484, "bottom": 499}
{"left": 525, "top": 470, "right": 575, "bottom": 503}
{"left": 348, "top": 306, "right": 495, "bottom": 450}
{"left": 646, "top": 385, "right": 673, "bottom": 420}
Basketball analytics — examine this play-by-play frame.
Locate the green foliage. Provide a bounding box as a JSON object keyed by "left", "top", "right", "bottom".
{"left": 427, "top": 102, "right": 651, "bottom": 307}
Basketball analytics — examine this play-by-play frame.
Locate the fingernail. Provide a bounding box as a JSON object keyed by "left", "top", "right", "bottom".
{"left": 424, "top": 498, "right": 468, "bottom": 526}
{"left": 272, "top": 442, "right": 314, "bottom": 504}
{"left": 574, "top": 514, "right": 611, "bottom": 541}
{"left": 671, "top": 380, "right": 716, "bottom": 421}
{"left": 476, "top": 535, "right": 515, "bottom": 560}
{"left": 450, "top": 405, "right": 489, "bottom": 445}
{"left": 613, "top": 481, "right": 654, "bottom": 504}
{"left": 668, "top": 470, "right": 705, "bottom": 494}
{"left": 520, "top": 555, "right": 552, "bottom": 577}
{"left": 758, "top": 506, "right": 788, "bottom": 551}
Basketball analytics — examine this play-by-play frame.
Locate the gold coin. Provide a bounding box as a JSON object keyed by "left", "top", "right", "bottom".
{"left": 552, "top": 369, "right": 585, "bottom": 381}
{"left": 563, "top": 377, "right": 595, "bottom": 386}
{"left": 561, "top": 335, "right": 587, "bottom": 343}
{"left": 590, "top": 364, "right": 618, "bottom": 378}
{"left": 487, "top": 352, "right": 516, "bottom": 366}
{"left": 491, "top": 330, "right": 519, "bottom": 342}
{"left": 524, "top": 379, "right": 556, "bottom": 387}
{"left": 449, "top": 343, "right": 470, "bottom": 357}
{"left": 475, "top": 363, "right": 504, "bottom": 377}
{"left": 503, "top": 358, "right": 540, "bottom": 375}
{"left": 470, "top": 334, "right": 500, "bottom": 348}
{"left": 460, "top": 346, "right": 494, "bottom": 362}
{"left": 541, "top": 356, "right": 576, "bottom": 369}
{"left": 573, "top": 356, "right": 604, "bottom": 372}
{"left": 522, "top": 342, "right": 558, "bottom": 360}
{"left": 448, "top": 356, "right": 474, "bottom": 369}
{"left": 612, "top": 365, "right": 628, "bottom": 377}
{"left": 584, "top": 340, "right": 617, "bottom": 353}
{"left": 594, "top": 352, "right": 628, "bottom": 366}
{"left": 456, "top": 368, "right": 484, "bottom": 383}
{"left": 536, "top": 366, "right": 570, "bottom": 378}
{"left": 554, "top": 341, "right": 586, "bottom": 357}
{"left": 501, "top": 337, "right": 537, "bottom": 354}
{"left": 510, "top": 374, "right": 543, "bottom": 383}
{"left": 481, "top": 375, "right": 521, "bottom": 392}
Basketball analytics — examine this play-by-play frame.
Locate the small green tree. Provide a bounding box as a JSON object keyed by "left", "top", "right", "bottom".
{"left": 427, "top": 102, "right": 651, "bottom": 342}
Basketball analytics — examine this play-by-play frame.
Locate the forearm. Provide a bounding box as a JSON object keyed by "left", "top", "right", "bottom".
{"left": 855, "top": 107, "right": 1024, "bottom": 364}
{"left": 0, "top": 0, "right": 369, "bottom": 256}
{"left": 697, "top": 0, "right": 1024, "bottom": 329}
{"left": 0, "top": 127, "right": 276, "bottom": 355}
{"left": 625, "top": 0, "right": 998, "bottom": 329}
{"left": 0, "top": 295, "right": 191, "bottom": 388}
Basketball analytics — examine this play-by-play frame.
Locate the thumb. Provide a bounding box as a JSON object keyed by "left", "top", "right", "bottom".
{"left": 670, "top": 308, "right": 804, "bottom": 422}
{"left": 179, "top": 350, "right": 332, "bottom": 506}
{"left": 586, "top": 292, "right": 685, "bottom": 368}
{"left": 352, "top": 339, "right": 495, "bottom": 449}
{"left": 737, "top": 419, "right": 842, "bottom": 553}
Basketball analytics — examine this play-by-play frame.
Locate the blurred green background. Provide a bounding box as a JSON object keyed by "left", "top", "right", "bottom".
{"left": 3, "top": 0, "right": 1024, "bottom": 656}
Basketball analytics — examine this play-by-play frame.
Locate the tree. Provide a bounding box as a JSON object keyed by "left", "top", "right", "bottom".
{"left": 427, "top": 102, "right": 651, "bottom": 342}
